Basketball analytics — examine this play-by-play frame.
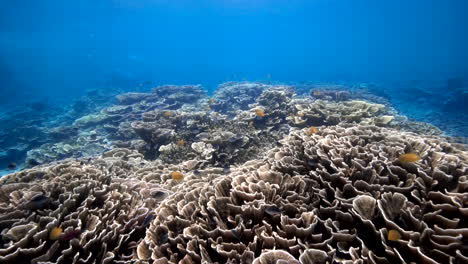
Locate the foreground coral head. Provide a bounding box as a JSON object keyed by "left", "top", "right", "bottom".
{"left": 136, "top": 126, "right": 467, "bottom": 263}
{"left": 0, "top": 127, "right": 467, "bottom": 263}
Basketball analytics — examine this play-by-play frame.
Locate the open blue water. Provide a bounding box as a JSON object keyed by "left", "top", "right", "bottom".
{"left": 1, "top": 0, "right": 466, "bottom": 100}
{"left": 1, "top": 2, "right": 468, "bottom": 263}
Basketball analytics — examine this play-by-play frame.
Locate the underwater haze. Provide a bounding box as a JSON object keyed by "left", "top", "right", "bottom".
{"left": 1, "top": 1, "right": 468, "bottom": 263}
{"left": 1, "top": 0, "right": 467, "bottom": 102}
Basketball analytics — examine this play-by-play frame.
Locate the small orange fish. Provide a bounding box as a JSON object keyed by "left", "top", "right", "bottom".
{"left": 163, "top": 111, "right": 173, "bottom": 117}
{"left": 307, "top": 126, "right": 319, "bottom": 135}
{"left": 255, "top": 108, "right": 265, "bottom": 117}
{"left": 49, "top": 227, "right": 63, "bottom": 240}
{"left": 177, "top": 139, "right": 185, "bottom": 146}
{"left": 387, "top": 229, "right": 401, "bottom": 241}
{"left": 171, "top": 171, "right": 184, "bottom": 181}
{"left": 398, "top": 153, "right": 421, "bottom": 163}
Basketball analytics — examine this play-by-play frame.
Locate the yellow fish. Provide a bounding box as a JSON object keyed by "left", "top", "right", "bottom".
{"left": 177, "top": 139, "right": 185, "bottom": 146}
{"left": 171, "top": 171, "right": 184, "bottom": 181}
{"left": 398, "top": 153, "right": 421, "bottom": 163}
{"left": 49, "top": 227, "right": 63, "bottom": 240}
{"left": 307, "top": 126, "right": 319, "bottom": 135}
{"left": 255, "top": 108, "right": 265, "bottom": 117}
{"left": 387, "top": 229, "right": 401, "bottom": 241}
{"left": 163, "top": 111, "right": 173, "bottom": 117}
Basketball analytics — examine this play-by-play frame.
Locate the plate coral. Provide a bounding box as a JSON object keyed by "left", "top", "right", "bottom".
{"left": 0, "top": 82, "right": 467, "bottom": 263}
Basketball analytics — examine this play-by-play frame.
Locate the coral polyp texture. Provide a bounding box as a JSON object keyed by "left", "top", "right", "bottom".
{"left": 137, "top": 126, "right": 468, "bottom": 263}
{"left": 0, "top": 83, "right": 467, "bottom": 263}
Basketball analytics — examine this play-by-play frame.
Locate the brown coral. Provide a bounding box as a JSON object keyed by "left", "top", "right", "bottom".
{"left": 138, "top": 125, "right": 468, "bottom": 263}
{"left": 2, "top": 82, "right": 468, "bottom": 264}
{"left": 0, "top": 152, "right": 163, "bottom": 264}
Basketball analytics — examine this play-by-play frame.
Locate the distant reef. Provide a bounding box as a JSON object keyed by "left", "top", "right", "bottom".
{"left": 0, "top": 82, "right": 467, "bottom": 263}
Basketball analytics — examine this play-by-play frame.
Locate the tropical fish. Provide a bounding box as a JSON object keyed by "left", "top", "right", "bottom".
{"left": 49, "top": 227, "right": 63, "bottom": 240}
{"left": 387, "top": 229, "right": 401, "bottom": 241}
{"left": 208, "top": 98, "right": 216, "bottom": 104}
{"left": 255, "top": 108, "right": 265, "bottom": 117}
{"left": 307, "top": 126, "right": 319, "bottom": 135}
{"left": 163, "top": 111, "right": 173, "bottom": 117}
{"left": 398, "top": 153, "right": 421, "bottom": 163}
{"left": 171, "top": 171, "right": 184, "bottom": 181}
{"left": 23, "top": 194, "right": 49, "bottom": 210}
{"left": 297, "top": 112, "right": 305, "bottom": 117}
{"left": 177, "top": 139, "right": 185, "bottom": 146}
{"left": 7, "top": 162, "right": 16, "bottom": 170}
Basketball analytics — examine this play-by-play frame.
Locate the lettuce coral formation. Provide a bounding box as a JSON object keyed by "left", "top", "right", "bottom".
{"left": 137, "top": 125, "right": 468, "bottom": 263}
{"left": 0, "top": 82, "right": 467, "bottom": 263}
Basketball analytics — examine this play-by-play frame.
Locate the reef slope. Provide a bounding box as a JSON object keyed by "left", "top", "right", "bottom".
{"left": 0, "top": 83, "right": 467, "bottom": 263}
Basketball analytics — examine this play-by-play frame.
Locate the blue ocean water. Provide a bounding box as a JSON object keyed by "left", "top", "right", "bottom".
{"left": 1, "top": 0, "right": 467, "bottom": 99}
{"left": 1, "top": 2, "right": 468, "bottom": 263}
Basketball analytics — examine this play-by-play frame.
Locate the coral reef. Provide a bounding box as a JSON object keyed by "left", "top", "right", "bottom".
{"left": 1, "top": 82, "right": 467, "bottom": 263}
{"left": 0, "top": 88, "right": 123, "bottom": 170}
{"left": 209, "top": 82, "right": 271, "bottom": 115}
{"left": 311, "top": 87, "right": 351, "bottom": 101}
{"left": 138, "top": 125, "right": 468, "bottom": 263}
{"left": 0, "top": 150, "right": 162, "bottom": 263}
{"left": 377, "top": 80, "right": 468, "bottom": 137}
{"left": 288, "top": 99, "right": 392, "bottom": 127}
{"left": 9, "top": 82, "right": 439, "bottom": 171}
{"left": 22, "top": 85, "right": 207, "bottom": 168}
